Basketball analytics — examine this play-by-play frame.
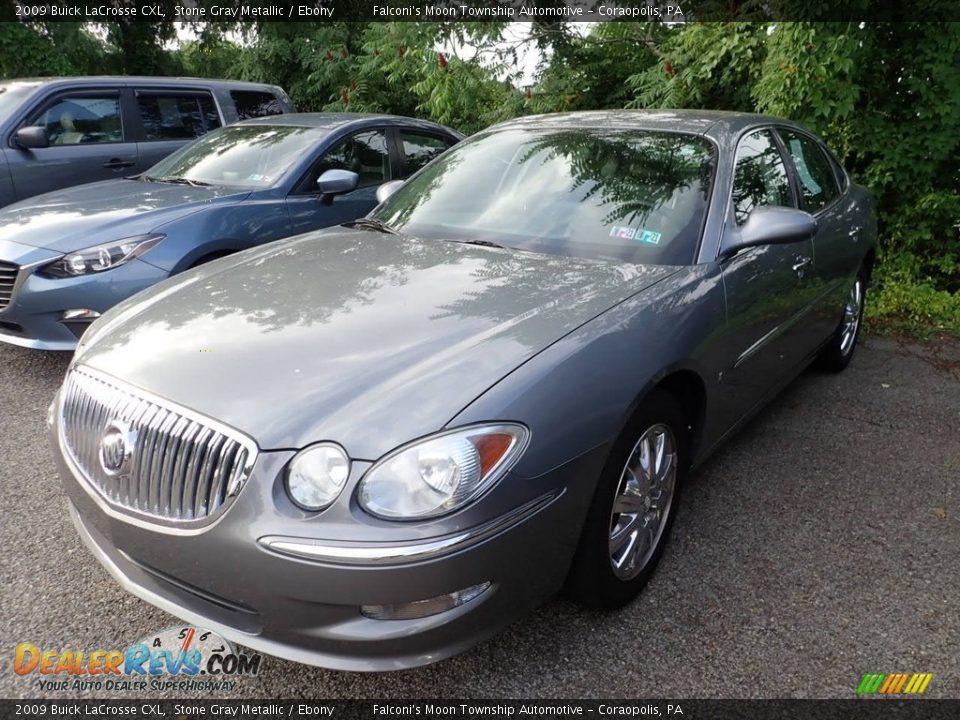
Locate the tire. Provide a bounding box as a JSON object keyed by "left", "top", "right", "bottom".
{"left": 816, "top": 267, "right": 867, "bottom": 373}
{"left": 568, "top": 389, "right": 688, "bottom": 609}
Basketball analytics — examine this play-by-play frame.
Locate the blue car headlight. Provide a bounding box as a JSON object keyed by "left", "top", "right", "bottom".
{"left": 40, "top": 234, "right": 165, "bottom": 278}
{"left": 358, "top": 424, "right": 529, "bottom": 520}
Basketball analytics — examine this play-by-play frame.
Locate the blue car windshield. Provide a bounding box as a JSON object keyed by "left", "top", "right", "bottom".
{"left": 144, "top": 124, "right": 327, "bottom": 189}
{"left": 373, "top": 128, "right": 716, "bottom": 266}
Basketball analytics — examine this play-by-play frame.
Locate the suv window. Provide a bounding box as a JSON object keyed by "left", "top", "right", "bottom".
{"left": 30, "top": 95, "right": 122, "bottom": 145}
{"left": 137, "top": 93, "right": 221, "bottom": 140}
{"left": 400, "top": 131, "right": 455, "bottom": 176}
{"left": 315, "top": 130, "right": 390, "bottom": 188}
{"left": 231, "top": 90, "right": 284, "bottom": 121}
{"left": 779, "top": 129, "right": 840, "bottom": 213}
{"left": 732, "top": 129, "right": 793, "bottom": 225}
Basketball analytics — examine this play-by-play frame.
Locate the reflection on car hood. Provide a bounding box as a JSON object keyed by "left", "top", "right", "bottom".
{"left": 0, "top": 179, "right": 249, "bottom": 253}
{"left": 76, "top": 229, "right": 679, "bottom": 457}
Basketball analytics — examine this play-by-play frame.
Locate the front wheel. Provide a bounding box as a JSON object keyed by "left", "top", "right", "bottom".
{"left": 816, "top": 269, "right": 867, "bottom": 372}
{"left": 568, "top": 389, "right": 687, "bottom": 609}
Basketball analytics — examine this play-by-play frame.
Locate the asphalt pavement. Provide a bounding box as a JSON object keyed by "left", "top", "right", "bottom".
{"left": 1, "top": 335, "right": 958, "bottom": 699}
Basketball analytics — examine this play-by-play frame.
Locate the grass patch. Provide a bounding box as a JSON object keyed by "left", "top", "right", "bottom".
{"left": 865, "top": 272, "right": 960, "bottom": 339}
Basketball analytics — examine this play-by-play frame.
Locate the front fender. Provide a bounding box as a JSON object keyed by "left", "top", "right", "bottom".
{"left": 447, "top": 265, "right": 726, "bottom": 480}
{"left": 146, "top": 199, "right": 293, "bottom": 273}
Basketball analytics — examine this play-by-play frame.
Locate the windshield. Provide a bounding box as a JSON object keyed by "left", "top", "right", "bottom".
{"left": 144, "top": 124, "right": 326, "bottom": 188}
{"left": 373, "top": 128, "right": 715, "bottom": 265}
{"left": 0, "top": 82, "right": 40, "bottom": 124}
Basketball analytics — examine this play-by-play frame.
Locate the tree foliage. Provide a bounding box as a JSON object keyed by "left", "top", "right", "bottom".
{"left": 0, "top": 19, "right": 956, "bottom": 331}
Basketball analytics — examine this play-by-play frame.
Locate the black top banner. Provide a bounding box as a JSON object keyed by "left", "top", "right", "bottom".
{"left": 6, "top": 0, "right": 960, "bottom": 23}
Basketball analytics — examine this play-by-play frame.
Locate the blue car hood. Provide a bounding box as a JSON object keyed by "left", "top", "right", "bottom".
{"left": 0, "top": 179, "right": 250, "bottom": 253}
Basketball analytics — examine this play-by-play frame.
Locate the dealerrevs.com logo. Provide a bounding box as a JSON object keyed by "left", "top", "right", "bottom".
{"left": 13, "top": 625, "right": 262, "bottom": 692}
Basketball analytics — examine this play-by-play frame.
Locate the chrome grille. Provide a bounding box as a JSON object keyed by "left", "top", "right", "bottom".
{"left": 59, "top": 367, "right": 257, "bottom": 526}
{"left": 0, "top": 261, "right": 17, "bottom": 310}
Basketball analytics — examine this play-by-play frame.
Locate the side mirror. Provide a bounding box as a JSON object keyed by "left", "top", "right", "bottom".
{"left": 721, "top": 206, "right": 817, "bottom": 258}
{"left": 14, "top": 126, "right": 49, "bottom": 150}
{"left": 316, "top": 169, "right": 358, "bottom": 201}
{"left": 376, "top": 179, "right": 405, "bottom": 204}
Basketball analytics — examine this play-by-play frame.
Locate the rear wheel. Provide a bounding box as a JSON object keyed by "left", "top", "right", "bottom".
{"left": 568, "top": 389, "right": 687, "bottom": 609}
{"left": 816, "top": 268, "right": 867, "bottom": 372}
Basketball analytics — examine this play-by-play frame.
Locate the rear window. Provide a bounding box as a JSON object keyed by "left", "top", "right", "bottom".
{"left": 137, "top": 93, "right": 221, "bottom": 140}
{"left": 231, "top": 91, "right": 284, "bottom": 121}
{"left": 779, "top": 129, "right": 840, "bottom": 213}
{"left": 400, "top": 131, "right": 456, "bottom": 176}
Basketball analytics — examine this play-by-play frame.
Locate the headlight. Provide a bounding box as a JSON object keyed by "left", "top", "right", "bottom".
{"left": 358, "top": 424, "right": 529, "bottom": 520}
{"left": 40, "top": 234, "right": 165, "bottom": 278}
{"left": 285, "top": 443, "right": 350, "bottom": 511}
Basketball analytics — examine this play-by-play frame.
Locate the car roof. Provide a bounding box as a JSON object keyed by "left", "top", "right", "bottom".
{"left": 0, "top": 76, "right": 282, "bottom": 91}
{"left": 235, "top": 112, "right": 461, "bottom": 135}
{"left": 489, "top": 110, "right": 799, "bottom": 139}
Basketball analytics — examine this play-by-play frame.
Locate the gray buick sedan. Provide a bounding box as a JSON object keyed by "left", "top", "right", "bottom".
{"left": 51, "top": 110, "right": 876, "bottom": 671}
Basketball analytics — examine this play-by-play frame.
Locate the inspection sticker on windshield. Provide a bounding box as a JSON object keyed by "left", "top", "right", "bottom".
{"left": 610, "top": 226, "right": 662, "bottom": 245}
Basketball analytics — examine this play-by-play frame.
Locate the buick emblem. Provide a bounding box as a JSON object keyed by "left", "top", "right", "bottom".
{"left": 99, "top": 421, "right": 136, "bottom": 477}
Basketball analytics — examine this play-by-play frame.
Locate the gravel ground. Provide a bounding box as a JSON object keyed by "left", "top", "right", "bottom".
{"left": 1, "top": 335, "right": 958, "bottom": 699}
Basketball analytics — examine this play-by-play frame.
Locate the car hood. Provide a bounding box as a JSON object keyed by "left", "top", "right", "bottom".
{"left": 75, "top": 230, "right": 678, "bottom": 457}
{"left": 0, "top": 179, "right": 249, "bottom": 253}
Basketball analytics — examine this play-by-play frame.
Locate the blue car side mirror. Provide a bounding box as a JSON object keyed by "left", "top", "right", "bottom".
{"left": 317, "top": 169, "right": 359, "bottom": 203}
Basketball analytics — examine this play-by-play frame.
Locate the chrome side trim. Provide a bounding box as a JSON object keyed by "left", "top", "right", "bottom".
{"left": 258, "top": 493, "right": 558, "bottom": 566}
{"left": 734, "top": 279, "right": 845, "bottom": 369}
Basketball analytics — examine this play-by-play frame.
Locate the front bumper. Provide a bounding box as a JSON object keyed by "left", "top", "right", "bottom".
{"left": 0, "top": 238, "right": 169, "bottom": 351}
{"left": 55, "top": 419, "right": 605, "bottom": 671}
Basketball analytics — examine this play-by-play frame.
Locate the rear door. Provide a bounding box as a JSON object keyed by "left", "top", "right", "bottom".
{"left": 285, "top": 128, "right": 394, "bottom": 234}
{"left": 133, "top": 89, "right": 223, "bottom": 171}
{"left": 718, "top": 128, "right": 820, "bottom": 419}
{"left": 7, "top": 88, "right": 138, "bottom": 201}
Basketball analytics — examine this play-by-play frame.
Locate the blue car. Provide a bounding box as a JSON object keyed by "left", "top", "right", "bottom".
{"left": 0, "top": 113, "right": 461, "bottom": 350}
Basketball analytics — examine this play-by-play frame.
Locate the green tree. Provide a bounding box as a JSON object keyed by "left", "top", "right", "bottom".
{"left": 619, "top": 21, "right": 960, "bottom": 333}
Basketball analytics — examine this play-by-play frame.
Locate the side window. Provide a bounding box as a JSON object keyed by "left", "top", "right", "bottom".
{"left": 400, "top": 131, "right": 455, "bottom": 177}
{"left": 315, "top": 130, "right": 390, "bottom": 188}
{"left": 136, "top": 93, "right": 222, "bottom": 141}
{"left": 230, "top": 91, "right": 284, "bottom": 121}
{"left": 779, "top": 129, "right": 840, "bottom": 213}
{"left": 825, "top": 148, "right": 848, "bottom": 193}
{"left": 731, "top": 130, "right": 793, "bottom": 225}
{"left": 29, "top": 95, "right": 122, "bottom": 145}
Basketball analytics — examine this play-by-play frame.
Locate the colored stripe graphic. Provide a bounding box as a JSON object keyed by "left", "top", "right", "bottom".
{"left": 858, "top": 673, "right": 932, "bottom": 695}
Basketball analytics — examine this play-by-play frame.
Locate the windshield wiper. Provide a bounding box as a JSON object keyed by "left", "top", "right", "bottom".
{"left": 342, "top": 218, "right": 401, "bottom": 236}
{"left": 450, "top": 238, "right": 508, "bottom": 249}
{"left": 144, "top": 176, "right": 213, "bottom": 187}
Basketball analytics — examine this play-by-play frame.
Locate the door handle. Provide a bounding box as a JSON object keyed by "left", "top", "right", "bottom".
{"left": 103, "top": 159, "right": 135, "bottom": 170}
{"left": 848, "top": 226, "right": 862, "bottom": 242}
{"left": 792, "top": 255, "right": 812, "bottom": 278}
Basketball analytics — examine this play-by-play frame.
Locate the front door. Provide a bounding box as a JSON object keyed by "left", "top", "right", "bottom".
{"left": 8, "top": 91, "right": 138, "bottom": 202}
{"left": 286, "top": 128, "right": 392, "bottom": 235}
{"left": 718, "top": 128, "right": 820, "bottom": 423}
{"left": 776, "top": 127, "right": 857, "bottom": 345}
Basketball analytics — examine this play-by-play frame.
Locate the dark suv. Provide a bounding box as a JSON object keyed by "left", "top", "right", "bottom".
{"left": 0, "top": 76, "right": 293, "bottom": 207}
